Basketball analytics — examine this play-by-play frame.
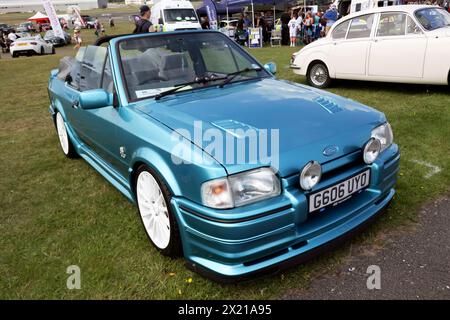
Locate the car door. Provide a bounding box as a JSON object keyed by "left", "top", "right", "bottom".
{"left": 66, "top": 46, "right": 122, "bottom": 169}
{"left": 331, "top": 14, "right": 375, "bottom": 77}
{"left": 368, "top": 12, "right": 427, "bottom": 78}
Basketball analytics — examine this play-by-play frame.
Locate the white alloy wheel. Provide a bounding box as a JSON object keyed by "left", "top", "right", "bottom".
{"left": 137, "top": 171, "right": 171, "bottom": 250}
{"left": 56, "top": 112, "right": 69, "bottom": 155}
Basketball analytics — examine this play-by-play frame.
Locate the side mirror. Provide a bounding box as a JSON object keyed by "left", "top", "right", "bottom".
{"left": 79, "top": 89, "right": 111, "bottom": 110}
{"left": 264, "top": 62, "right": 277, "bottom": 75}
{"left": 50, "top": 69, "right": 58, "bottom": 79}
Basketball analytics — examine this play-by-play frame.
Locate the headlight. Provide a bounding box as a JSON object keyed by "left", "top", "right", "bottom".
{"left": 299, "top": 161, "right": 322, "bottom": 191}
{"left": 371, "top": 123, "right": 393, "bottom": 152}
{"left": 201, "top": 168, "right": 281, "bottom": 209}
{"left": 363, "top": 138, "right": 381, "bottom": 164}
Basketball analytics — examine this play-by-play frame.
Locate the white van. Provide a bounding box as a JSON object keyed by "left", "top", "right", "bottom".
{"left": 333, "top": 0, "right": 403, "bottom": 17}
{"left": 150, "top": 0, "right": 201, "bottom": 31}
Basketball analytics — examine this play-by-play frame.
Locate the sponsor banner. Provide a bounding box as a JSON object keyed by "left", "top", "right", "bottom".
{"left": 41, "top": 0, "right": 64, "bottom": 39}
{"left": 203, "top": 0, "right": 218, "bottom": 30}
{"left": 72, "top": 7, "right": 86, "bottom": 27}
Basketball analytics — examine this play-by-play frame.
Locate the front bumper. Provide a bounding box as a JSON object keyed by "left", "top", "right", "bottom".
{"left": 290, "top": 63, "right": 305, "bottom": 76}
{"left": 172, "top": 144, "right": 400, "bottom": 282}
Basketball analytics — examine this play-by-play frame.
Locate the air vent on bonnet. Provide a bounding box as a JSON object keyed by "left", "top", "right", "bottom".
{"left": 211, "top": 120, "right": 258, "bottom": 138}
{"left": 314, "top": 96, "right": 343, "bottom": 114}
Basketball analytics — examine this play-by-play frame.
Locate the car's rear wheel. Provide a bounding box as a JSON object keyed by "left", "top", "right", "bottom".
{"left": 40, "top": 46, "right": 44, "bottom": 55}
{"left": 307, "top": 61, "right": 331, "bottom": 89}
{"left": 55, "top": 112, "right": 77, "bottom": 158}
{"left": 135, "top": 165, "right": 182, "bottom": 257}
{"left": 12, "top": 52, "right": 18, "bottom": 58}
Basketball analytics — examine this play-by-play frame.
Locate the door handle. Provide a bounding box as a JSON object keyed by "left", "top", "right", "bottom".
{"left": 72, "top": 100, "right": 80, "bottom": 109}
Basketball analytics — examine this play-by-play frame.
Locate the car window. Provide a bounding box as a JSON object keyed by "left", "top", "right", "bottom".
{"left": 79, "top": 45, "right": 108, "bottom": 92}
{"left": 377, "top": 13, "right": 406, "bottom": 37}
{"left": 332, "top": 20, "right": 350, "bottom": 39}
{"left": 406, "top": 16, "right": 422, "bottom": 35}
{"left": 415, "top": 7, "right": 450, "bottom": 31}
{"left": 347, "top": 14, "right": 374, "bottom": 39}
{"left": 101, "top": 55, "right": 114, "bottom": 93}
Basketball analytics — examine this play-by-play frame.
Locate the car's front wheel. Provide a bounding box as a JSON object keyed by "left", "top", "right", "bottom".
{"left": 307, "top": 61, "right": 331, "bottom": 89}
{"left": 40, "top": 46, "right": 44, "bottom": 55}
{"left": 55, "top": 112, "right": 77, "bottom": 158}
{"left": 51, "top": 47, "right": 55, "bottom": 54}
{"left": 135, "top": 165, "right": 182, "bottom": 257}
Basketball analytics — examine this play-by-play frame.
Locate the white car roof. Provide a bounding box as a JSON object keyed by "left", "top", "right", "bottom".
{"left": 341, "top": 4, "right": 441, "bottom": 20}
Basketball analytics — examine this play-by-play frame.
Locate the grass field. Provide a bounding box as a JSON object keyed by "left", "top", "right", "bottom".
{"left": 0, "top": 11, "right": 449, "bottom": 299}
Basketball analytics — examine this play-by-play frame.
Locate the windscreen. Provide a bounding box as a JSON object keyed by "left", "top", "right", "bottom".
{"left": 118, "top": 32, "right": 268, "bottom": 101}
{"left": 415, "top": 7, "right": 450, "bottom": 31}
{"left": 163, "top": 9, "right": 198, "bottom": 22}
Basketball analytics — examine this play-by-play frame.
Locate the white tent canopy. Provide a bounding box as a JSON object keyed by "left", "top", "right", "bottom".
{"left": 28, "top": 11, "right": 49, "bottom": 20}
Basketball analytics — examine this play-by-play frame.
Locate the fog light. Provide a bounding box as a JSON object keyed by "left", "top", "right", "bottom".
{"left": 300, "top": 161, "right": 322, "bottom": 190}
{"left": 363, "top": 138, "right": 381, "bottom": 164}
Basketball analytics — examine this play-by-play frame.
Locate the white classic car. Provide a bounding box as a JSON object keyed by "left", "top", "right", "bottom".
{"left": 291, "top": 5, "right": 450, "bottom": 88}
{"left": 10, "top": 35, "right": 55, "bottom": 58}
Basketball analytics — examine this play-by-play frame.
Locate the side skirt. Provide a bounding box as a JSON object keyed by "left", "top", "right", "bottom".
{"left": 65, "top": 123, "right": 135, "bottom": 203}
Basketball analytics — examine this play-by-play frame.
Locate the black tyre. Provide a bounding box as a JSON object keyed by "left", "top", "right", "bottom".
{"left": 135, "top": 164, "right": 183, "bottom": 257}
{"left": 40, "top": 46, "right": 44, "bottom": 55}
{"left": 307, "top": 61, "right": 331, "bottom": 89}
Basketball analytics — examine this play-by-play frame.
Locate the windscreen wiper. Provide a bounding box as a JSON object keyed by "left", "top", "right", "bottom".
{"left": 218, "top": 66, "right": 262, "bottom": 88}
{"left": 155, "top": 75, "right": 221, "bottom": 100}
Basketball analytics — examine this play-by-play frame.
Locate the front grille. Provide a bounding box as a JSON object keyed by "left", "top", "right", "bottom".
{"left": 321, "top": 151, "right": 364, "bottom": 182}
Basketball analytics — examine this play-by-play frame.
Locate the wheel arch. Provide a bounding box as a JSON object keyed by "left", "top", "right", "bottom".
{"left": 50, "top": 98, "right": 66, "bottom": 126}
{"left": 307, "top": 59, "right": 331, "bottom": 78}
{"left": 128, "top": 150, "right": 182, "bottom": 202}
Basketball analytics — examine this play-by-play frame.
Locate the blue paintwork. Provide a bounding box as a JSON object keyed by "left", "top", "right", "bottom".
{"left": 48, "top": 31, "right": 400, "bottom": 279}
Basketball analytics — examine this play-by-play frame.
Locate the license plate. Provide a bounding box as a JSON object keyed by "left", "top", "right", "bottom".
{"left": 18, "top": 43, "right": 27, "bottom": 46}
{"left": 308, "top": 169, "right": 370, "bottom": 213}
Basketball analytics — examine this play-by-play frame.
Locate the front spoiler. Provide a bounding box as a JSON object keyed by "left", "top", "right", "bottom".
{"left": 185, "top": 191, "right": 393, "bottom": 283}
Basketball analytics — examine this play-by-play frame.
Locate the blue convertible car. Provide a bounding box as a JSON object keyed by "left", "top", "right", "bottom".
{"left": 48, "top": 31, "right": 399, "bottom": 281}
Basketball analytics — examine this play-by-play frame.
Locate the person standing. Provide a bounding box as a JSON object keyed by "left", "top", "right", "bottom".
{"left": 288, "top": 14, "right": 298, "bottom": 47}
{"left": 313, "top": 12, "right": 321, "bottom": 40}
{"left": 94, "top": 17, "right": 101, "bottom": 37}
{"left": 7, "top": 30, "right": 17, "bottom": 42}
{"left": 201, "top": 16, "right": 210, "bottom": 29}
{"left": 259, "top": 12, "right": 268, "bottom": 44}
{"left": 243, "top": 13, "right": 251, "bottom": 28}
{"left": 74, "top": 18, "right": 82, "bottom": 30}
{"left": 133, "top": 5, "right": 155, "bottom": 33}
{"left": 72, "top": 27, "right": 82, "bottom": 51}
{"left": 280, "top": 10, "right": 290, "bottom": 46}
